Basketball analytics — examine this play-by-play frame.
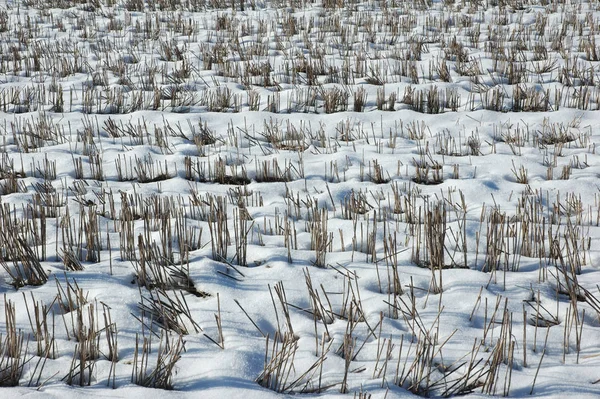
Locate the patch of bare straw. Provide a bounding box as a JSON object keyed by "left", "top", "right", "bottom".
{"left": 131, "top": 331, "right": 185, "bottom": 390}
{"left": 0, "top": 228, "right": 48, "bottom": 288}
{"left": 136, "top": 287, "right": 201, "bottom": 337}
{"left": 256, "top": 330, "right": 332, "bottom": 394}
{"left": 0, "top": 296, "right": 27, "bottom": 387}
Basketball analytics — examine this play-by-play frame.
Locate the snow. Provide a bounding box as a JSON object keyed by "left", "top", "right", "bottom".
{"left": 0, "top": 0, "right": 599, "bottom": 397}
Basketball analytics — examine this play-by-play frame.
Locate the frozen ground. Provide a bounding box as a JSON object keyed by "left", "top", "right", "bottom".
{"left": 0, "top": 0, "right": 600, "bottom": 397}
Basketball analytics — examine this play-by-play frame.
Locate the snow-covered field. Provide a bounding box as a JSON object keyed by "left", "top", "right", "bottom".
{"left": 0, "top": 0, "right": 600, "bottom": 397}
